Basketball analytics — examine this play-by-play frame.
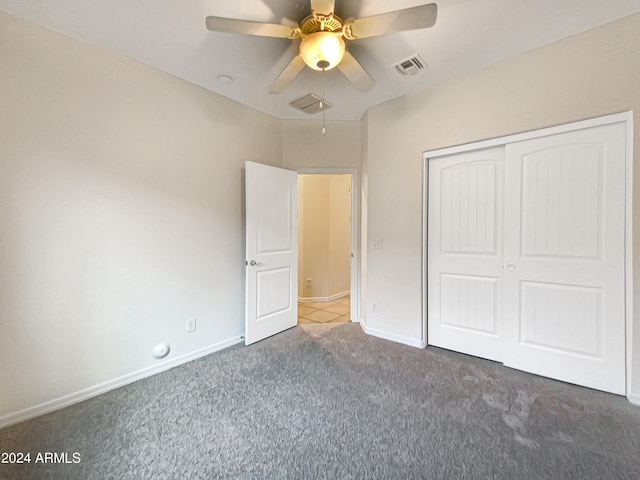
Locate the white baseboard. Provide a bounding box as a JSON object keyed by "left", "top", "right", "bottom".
{"left": 359, "top": 317, "right": 367, "bottom": 333}
{"left": 629, "top": 393, "right": 640, "bottom": 406}
{"left": 0, "top": 335, "right": 243, "bottom": 429}
{"left": 361, "top": 323, "right": 424, "bottom": 349}
{"left": 299, "top": 290, "right": 350, "bottom": 303}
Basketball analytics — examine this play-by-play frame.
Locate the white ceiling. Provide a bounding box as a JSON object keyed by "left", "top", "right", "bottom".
{"left": 2, "top": 0, "right": 640, "bottom": 120}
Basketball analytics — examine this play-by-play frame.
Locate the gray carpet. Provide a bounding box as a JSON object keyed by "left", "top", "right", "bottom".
{"left": 1, "top": 323, "right": 639, "bottom": 479}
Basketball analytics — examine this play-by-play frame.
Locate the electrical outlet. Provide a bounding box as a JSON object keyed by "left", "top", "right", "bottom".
{"left": 371, "top": 239, "right": 382, "bottom": 249}
{"left": 371, "top": 302, "right": 379, "bottom": 312}
{"left": 186, "top": 317, "right": 196, "bottom": 333}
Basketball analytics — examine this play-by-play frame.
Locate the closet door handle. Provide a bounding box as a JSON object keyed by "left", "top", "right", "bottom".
{"left": 248, "top": 260, "right": 263, "bottom": 266}
{"left": 506, "top": 264, "right": 516, "bottom": 272}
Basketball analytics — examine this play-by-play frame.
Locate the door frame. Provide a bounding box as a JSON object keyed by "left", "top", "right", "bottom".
{"left": 296, "top": 168, "right": 360, "bottom": 323}
{"left": 422, "top": 111, "right": 634, "bottom": 400}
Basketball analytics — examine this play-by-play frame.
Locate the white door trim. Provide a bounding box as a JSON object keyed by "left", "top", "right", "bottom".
{"left": 422, "top": 111, "right": 634, "bottom": 399}
{"left": 423, "top": 112, "right": 633, "bottom": 158}
{"left": 295, "top": 168, "right": 360, "bottom": 323}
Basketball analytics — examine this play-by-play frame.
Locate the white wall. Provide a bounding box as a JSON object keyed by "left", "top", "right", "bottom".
{"left": 363, "top": 13, "right": 640, "bottom": 397}
{"left": 0, "top": 12, "right": 282, "bottom": 423}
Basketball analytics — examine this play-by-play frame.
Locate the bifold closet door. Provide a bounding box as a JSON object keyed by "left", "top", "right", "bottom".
{"left": 427, "top": 147, "right": 505, "bottom": 362}
{"left": 502, "top": 123, "right": 626, "bottom": 395}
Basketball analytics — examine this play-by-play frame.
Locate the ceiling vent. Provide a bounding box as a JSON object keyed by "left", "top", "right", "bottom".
{"left": 393, "top": 54, "right": 427, "bottom": 76}
{"left": 289, "top": 93, "right": 332, "bottom": 115}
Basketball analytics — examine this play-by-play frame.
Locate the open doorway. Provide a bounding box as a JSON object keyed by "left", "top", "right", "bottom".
{"left": 296, "top": 172, "right": 357, "bottom": 325}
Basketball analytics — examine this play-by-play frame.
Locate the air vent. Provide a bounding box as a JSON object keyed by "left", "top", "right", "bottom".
{"left": 393, "top": 54, "right": 427, "bottom": 76}
{"left": 289, "top": 93, "right": 332, "bottom": 115}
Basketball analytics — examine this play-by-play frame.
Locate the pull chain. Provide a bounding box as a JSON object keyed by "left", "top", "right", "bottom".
{"left": 320, "top": 68, "right": 326, "bottom": 136}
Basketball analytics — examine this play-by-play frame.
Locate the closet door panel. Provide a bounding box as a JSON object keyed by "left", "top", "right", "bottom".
{"left": 427, "top": 147, "right": 505, "bottom": 361}
{"left": 503, "top": 123, "right": 626, "bottom": 394}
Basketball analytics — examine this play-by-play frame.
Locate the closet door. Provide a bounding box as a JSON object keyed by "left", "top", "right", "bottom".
{"left": 427, "top": 147, "right": 505, "bottom": 361}
{"left": 502, "top": 123, "right": 626, "bottom": 394}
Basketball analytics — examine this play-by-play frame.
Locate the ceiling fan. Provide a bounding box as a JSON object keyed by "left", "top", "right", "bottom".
{"left": 205, "top": 0, "right": 437, "bottom": 94}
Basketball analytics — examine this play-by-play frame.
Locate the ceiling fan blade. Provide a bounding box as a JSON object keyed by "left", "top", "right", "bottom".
{"left": 205, "top": 16, "right": 299, "bottom": 39}
{"left": 310, "top": 0, "right": 336, "bottom": 16}
{"left": 269, "top": 55, "right": 306, "bottom": 93}
{"left": 347, "top": 4, "right": 437, "bottom": 40}
{"left": 337, "top": 51, "right": 374, "bottom": 92}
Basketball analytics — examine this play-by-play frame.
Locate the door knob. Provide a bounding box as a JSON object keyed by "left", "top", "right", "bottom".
{"left": 248, "top": 260, "right": 263, "bottom": 266}
{"left": 506, "top": 264, "right": 516, "bottom": 272}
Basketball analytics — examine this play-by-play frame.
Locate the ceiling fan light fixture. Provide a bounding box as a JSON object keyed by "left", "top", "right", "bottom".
{"left": 206, "top": 2, "right": 439, "bottom": 93}
{"left": 300, "top": 32, "right": 345, "bottom": 71}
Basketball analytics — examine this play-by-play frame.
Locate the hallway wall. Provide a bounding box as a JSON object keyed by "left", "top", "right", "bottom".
{"left": 298, "top": 174, "right": 351, "bottom": 301}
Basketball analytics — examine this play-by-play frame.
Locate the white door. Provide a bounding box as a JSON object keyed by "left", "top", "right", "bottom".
{"left": 428, "top": 147, "right": 505, "bottom": 362}
{"left": 427, "top": 122, "right": 626, "bottom": 394}
{"left": 502, "top": 123, "right": 626, "bottom": 394}
{"left": 245, "top": 161, "right": 298, "bottom": 345}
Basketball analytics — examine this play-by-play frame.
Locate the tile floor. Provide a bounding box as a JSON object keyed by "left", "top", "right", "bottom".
{"left": 297, "top": 296, "right": 351, "bottom": 325}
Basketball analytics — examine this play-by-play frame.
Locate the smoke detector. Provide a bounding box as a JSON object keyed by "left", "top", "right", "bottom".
{"left": 289, "top": 93, "right": 333, "bottom": 115}
{"left": 393, "top": 54, "right": 427, "bottom": 76}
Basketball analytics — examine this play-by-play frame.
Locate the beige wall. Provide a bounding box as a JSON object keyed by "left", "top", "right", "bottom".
{"left": 363, "top": 13, "right": 640, "bottom": 398}
{"left": 0, "top": 12, "right": 282, "bottom": 422}
{"left": 329, "top": 175, "right": 352, "bottom": 297}
{"left": 282, "top": 120, "right": 362, "bottom": 170}
{"left": 360, "top": 112, "right": 369, "bottom": 325}
{"left": 298, "top": 175, "right": 330, "bottom": 297}
{"left": 298, "top": 175, "right": 351, "bottom": 301}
